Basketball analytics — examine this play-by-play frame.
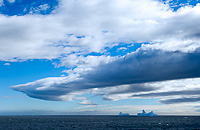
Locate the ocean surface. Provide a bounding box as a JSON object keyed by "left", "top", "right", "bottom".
{"left": 0, "top": 115, "right": 200, "bottom": 130}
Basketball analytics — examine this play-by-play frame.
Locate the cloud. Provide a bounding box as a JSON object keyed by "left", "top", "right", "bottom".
{"left": 4, "top": 63, "right": 10, "bottom": 65}
{"left": 1, "top": 95, "right": 25, "bottom": 99}
{"left": 117, "top": 47, "right": 127, "bottom": 52}
{"left": 132, "top": 90, "right": 200, "bottom": 98}
{"left": 0, "top": 0, "right": 200, "bottom": 62}
{"left": 29, "top": 4, "right": 50, "bottom": 14}
{"left": 104, "top": 84, "right": 156, "bottom": 95}
{"left": 4, "top": 0, "right": 200, "bottom": 105}
{"left": 76, "top": 103, "right": 200, "bottom": 115}
{"left": 80, "top": 48, "right": 200, "bottom": 87}
{"left": 7, "top": 0, "right": 15, "bottom": 3}
{"left": 59, "top": 54, "right": 116, "bottom": 75}
{"left": 11, "top": 48, "right": 200, "bottom": 103}
{"left": 159, "top": 97, "right": 200, "bottom": 104}
{"left": 78, "top": 100, "right": 97, "bottom": 105}
{"left": 101, "top": 77, "right": 200, "bottom": 101}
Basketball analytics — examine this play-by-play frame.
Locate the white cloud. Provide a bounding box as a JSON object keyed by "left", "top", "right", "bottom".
{"left": 60, "top": 55, "right": 117, "bottom": 75}
{"left": 1, "top": 0, "right": 200, "bottom": 62}
{"left": 78, "top": 100, "right": 97, "bottom": 105}
{"left": 7, "top": 0, "right": 15, "bottom": 3}
{"left": 29, "top": 4, "right": 50, "bottom": 14}
{"left": 117, "top": 47, "right": 127, "bottom": 52}
{"left": 4, "top": 63, "right": 10, "bottom": 66}
{"left": 39, "top": 4, "right": 50, "bottom": 11}
{"left": 99, "top": 78, "right": 200, "bottom": 102}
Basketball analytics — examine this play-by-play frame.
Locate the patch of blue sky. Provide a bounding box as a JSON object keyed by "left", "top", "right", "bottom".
{"left": 85, "top": 42, "right": 149, "bottom": 57}
{"left": 0, "top": 0, "right": 58, "bottom": 16}
{"left": 0, "top": 96, "right": 79, "bottom": 114}
{"left": 0, "top": 59, "right": 65, "bottom": 87}
{"left": 86, "top": 52, "right": 103, "bottom": 57}
{"left": 104, "top": 43, "right": 148, "bottom": 57}
{"left": 0, "top": 0, "right": 199, "bottom": 16}
{"left": 76, "top": 35, "right": 85, "bottom": 39}
{"left": 0, "top": 59, "right": 72, "bottom": 113}
{"left": 161, "top": 0, "right": 200, "bottom": 11}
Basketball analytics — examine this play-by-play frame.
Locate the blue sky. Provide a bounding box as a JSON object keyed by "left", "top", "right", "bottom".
{"left": 1, "top": 0, "right": 200, "bottom": 115}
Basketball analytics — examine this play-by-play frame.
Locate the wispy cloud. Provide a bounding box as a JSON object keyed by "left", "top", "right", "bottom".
{"left": 159, "top": 97, "right": 200, "bottom": 104}
{"left": 4, "top": 63, "right": 10, "bottom": 66}
{"left": 1, "top": 95, "right": 26, "bottom": 99}
{"left": 78, "top": 100, "right": 97, "bottom": 105}
{"left": 75, "top": 103, "right": 200, "bottom": 115}
{"left": 7, "top": 0, "right": 15, "bottom": 3}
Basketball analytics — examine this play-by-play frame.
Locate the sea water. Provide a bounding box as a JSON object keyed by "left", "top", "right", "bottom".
{"left": 0, "top": 115, "right": 200, "bottom": 130}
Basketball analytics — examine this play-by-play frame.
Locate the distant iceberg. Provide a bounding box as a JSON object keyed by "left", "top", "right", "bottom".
{"left": 137, "top": 110, "right": 157, "bottom": 116}
{"left": 118, "top": 112, "right": 130, "bottom": 116}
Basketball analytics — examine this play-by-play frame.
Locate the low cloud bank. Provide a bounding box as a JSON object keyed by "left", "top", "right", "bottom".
{"left": 11, "top": 48, "right": 200, "bottom": 104}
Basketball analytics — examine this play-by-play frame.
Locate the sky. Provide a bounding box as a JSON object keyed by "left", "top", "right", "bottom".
{"left": 1, "top": 0, "right": 200, "bottom": 115}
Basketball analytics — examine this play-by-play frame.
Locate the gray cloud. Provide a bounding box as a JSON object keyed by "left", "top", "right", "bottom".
{"left": 159, "top": 97, "right": 200, "bottom": 104}
{"left": 67, "top": 48, "right": 200, "bottom": 89}
{"left": 108, "top": 84, "right": 156, "bottom": 94}
{"left": 0, "top": 110, "right": 101, "bottom": 115}
{"left": 12, "top": 48, "right": 200, "bottom": 102}
{"left": 132, "top": 89, "right": 200, "bottom": 98}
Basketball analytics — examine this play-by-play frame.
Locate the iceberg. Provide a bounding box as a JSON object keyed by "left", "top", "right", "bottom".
{"left": 137, "top": 110, "right": 157, "bottom": 116}
{"left": 118, "top": 112, "right": 130, "bottom": 116}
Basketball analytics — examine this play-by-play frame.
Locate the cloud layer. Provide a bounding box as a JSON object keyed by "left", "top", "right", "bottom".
{"left": 5, "top": 0, "right": 200, "bottom": 105}
{"left": 11, "top": 48, "right": 200, "bottom": 104}
{"left": 0, "top": 0, "right": 200, "bottom": 61}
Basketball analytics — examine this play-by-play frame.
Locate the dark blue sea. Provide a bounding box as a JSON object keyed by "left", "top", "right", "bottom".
{"left": 0, "top": 115, "right": 200, "bottom": 130}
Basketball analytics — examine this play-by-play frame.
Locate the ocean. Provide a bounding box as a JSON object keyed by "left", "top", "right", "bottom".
{"left": 0, "top": 115, "right": 200, "bottom": 130}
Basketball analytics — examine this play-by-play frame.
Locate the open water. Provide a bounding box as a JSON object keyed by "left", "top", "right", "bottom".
{"left": 0, "top": 115, "right": 200, "bottom": 130}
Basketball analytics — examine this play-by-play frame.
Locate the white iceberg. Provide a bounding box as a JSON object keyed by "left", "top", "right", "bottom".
{"left": 137, "top": 110, "right": 157, "bottom": 116}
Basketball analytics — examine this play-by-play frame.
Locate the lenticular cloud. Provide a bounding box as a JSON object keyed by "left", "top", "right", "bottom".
{"left": 11, "top": 48, "right": 200, "bottom": 102}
